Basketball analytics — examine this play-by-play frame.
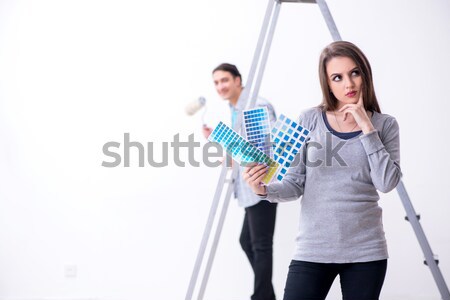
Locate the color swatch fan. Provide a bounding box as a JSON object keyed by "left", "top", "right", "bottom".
{"left": 208, "top": 121, "right": 280, "bottom": 184}
{"left": 208, "top": 114, "right": 310, "bottom": 184}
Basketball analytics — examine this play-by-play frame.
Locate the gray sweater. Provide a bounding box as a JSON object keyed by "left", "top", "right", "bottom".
{"left": 263, "top": 107, "right": 401, "bottom": 263}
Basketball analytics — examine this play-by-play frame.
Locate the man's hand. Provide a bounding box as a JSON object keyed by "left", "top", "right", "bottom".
{"left": 202, "top": 125, "right": 213, "bottom": 139}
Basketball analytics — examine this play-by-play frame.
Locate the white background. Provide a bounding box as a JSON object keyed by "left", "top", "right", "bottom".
{"left": 0, "top": 0, "right": 449, "bottom": 299}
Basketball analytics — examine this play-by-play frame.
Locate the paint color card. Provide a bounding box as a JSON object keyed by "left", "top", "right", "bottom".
{"left": 208, "top": 121, "right": 280, "bottom": 184}
{"left": 270, "top": 114, "right": 310, "bottom": 181}
{"left": 242, "top": 107, "right": 271, "bottom": 157}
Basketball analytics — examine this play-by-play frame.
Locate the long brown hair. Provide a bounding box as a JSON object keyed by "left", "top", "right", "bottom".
{"left": 318, "top": 41, "right": 381, "bottom": 113}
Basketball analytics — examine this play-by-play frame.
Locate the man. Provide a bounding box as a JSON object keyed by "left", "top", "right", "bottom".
{"left": 203, "top": 63, "right": 277, "bottom": 300}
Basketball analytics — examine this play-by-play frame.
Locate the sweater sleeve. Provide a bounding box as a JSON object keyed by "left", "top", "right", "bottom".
{"left": 257, "top": 144, "right": 306, "bottom": 202}
{"left": 359, "top": 117, "right": 402, "bottom": 193}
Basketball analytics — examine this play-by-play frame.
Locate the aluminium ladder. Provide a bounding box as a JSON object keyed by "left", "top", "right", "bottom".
{"left": 185, "top": 1, "right": 450, "bottom": 299}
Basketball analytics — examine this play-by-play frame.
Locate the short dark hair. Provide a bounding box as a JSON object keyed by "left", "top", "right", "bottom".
{"left": 318, "top": 41, "right": 381, "bottom": 113}
{"left": 212, "top": 63, "right": 242, "bottom": 85}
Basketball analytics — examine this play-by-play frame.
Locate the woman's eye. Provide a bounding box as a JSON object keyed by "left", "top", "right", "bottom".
{"left": 351, "top": 70, "right": 360, "bottom": 76}
{"left": 332, "top": 75, "right": 341, "bottom": 82}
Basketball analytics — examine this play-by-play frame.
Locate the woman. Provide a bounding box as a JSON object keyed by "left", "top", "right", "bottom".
{"left": 243, "top": 41, "right": 401, "bottom": 300}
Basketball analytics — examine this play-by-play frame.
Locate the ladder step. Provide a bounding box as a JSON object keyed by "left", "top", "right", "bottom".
{"left": 405, "top": 214, "right": 421, "bottom": 221}
{"left": 424, "top": 259, "right": 439, "bottom": 266}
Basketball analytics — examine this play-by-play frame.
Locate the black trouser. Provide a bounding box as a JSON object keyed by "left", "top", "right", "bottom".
{"left": 283, "top": 259, "right": 387, "bottom": 300}
{"left": 240, "top": 200, "right": 278, "bottom": 300}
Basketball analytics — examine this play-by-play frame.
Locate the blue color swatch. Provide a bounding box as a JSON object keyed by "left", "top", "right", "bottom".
{"left": 270, "top": 114, "right": 310, "bottom": 181}
{"left": 243, "top": 107, "right": 271, "bottom": 157}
